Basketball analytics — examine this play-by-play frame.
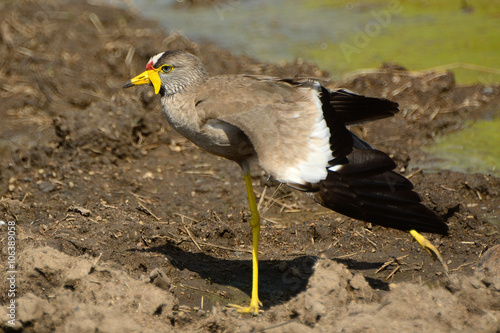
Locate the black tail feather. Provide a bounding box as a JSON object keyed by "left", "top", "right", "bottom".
{"left": 313, "top": 148, "right": 448, "bottom": 235}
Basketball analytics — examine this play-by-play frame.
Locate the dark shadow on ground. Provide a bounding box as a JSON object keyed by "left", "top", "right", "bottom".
{"left": 333, "top": 258, "right": 390, "bottom": 290}
{"left": 129, "top": 243, "right": 392, "bottom": 308}
{"left": 131, "top": 243, "right": 315, "bottom": 308}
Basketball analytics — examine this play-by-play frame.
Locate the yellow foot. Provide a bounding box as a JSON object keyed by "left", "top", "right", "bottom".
{"left": 409, "top": 229, "right": 449, "bottom": 274}
{"left": 228, "top": 299, "right": 263, "bottom": 316}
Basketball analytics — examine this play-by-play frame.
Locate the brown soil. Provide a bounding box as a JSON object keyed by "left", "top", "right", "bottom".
{"left": 0, "top": 1, "right": 499, "bottom": 332}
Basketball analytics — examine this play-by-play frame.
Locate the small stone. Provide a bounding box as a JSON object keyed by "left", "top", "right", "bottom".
{"left": 350, "top": 274, "right": 369, "bottom": 290}
{"left": 150, "top": 268, "right": 171, "bottom": 290}
{"left": 476, "top": 244, "right": 500, "bottom": 278}
{"left": 38, "top": 181, "right": 57, "bottom": 193}
{"left": 68, "top": 205, "right": 91, "bottom": 217}
{"left": 469, "top": 278, "right": 483, "bottom": 289}
{"left": 289, "top": 266, "right": 301, "bottom": 277}
{"left": 143, "top": 171, "right": 154, "bottom": 179}
{"left": 481, "top": 277, "right": 500, "bottom": 291}
{"left": 310, "top": 301, "right": 325, "bottom": 317}
{"left": 278, "top": 262, "right": 288, "bottom": 273}
{"left": 446, "top": 274, "right": 462, "bottom": 293}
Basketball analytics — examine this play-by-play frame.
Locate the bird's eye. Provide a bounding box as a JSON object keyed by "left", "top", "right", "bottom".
{"left": 161, "top": 65, "right": 173, "bottom": 73}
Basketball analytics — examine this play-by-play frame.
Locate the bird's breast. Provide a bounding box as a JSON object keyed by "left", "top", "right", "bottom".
{"left": 161, "top": 98, "right": 255, "bottom": 162}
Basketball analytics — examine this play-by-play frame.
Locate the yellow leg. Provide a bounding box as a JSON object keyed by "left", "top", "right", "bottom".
{"left": 228, "top": 168, "right": 262, "bottom": 315}
{"left": 409, "top": 229, "right": 448, "bottom": 274}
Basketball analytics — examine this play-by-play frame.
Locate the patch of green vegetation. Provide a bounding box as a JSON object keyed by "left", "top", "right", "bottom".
{"left": 422, "top": 118, "right": 500, "bottom": 176}
{"left": 302, "top": 0, "right": 500, "bottom": 84}
{"left": 305, "top": 0, "right": 500, "bottom": 16}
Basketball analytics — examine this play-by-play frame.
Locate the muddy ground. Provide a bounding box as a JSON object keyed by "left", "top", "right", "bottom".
{"left": 0, "top": 1, "right": 499, "bottom": 332}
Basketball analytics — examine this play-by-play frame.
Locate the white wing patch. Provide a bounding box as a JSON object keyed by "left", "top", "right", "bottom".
{"left": 281, "top": 87, "right": 332, "bottom": 184}
{"left": 328, "top": 164, "right": 344, "bottom": 172}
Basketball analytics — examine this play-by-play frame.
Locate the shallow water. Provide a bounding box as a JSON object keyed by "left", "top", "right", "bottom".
{"left": 130, "top": 0, "right": 364, "bottom": 79}
{"left": 128, "top": 0, "right": 500, "bottom": 84}
{"left": 418, "top": 119, "right": 500, "bottom": 177}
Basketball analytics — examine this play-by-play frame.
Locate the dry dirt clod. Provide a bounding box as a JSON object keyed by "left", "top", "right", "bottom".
{"left": 68, "top": 205, "right": 91, "bottom": 217}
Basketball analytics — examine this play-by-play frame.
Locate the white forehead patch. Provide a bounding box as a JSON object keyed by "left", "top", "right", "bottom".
{"left": 147, "top": 52, "right": 164, "bottom": 69}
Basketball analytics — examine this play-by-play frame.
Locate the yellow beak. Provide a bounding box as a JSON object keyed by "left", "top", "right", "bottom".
{"left": 123, "top": 69, "right": 162, "bottom": 94}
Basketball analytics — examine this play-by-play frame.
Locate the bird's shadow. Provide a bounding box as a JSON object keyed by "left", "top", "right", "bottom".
{"left": 135, "top": 242, "right": 389, "bottom": 308}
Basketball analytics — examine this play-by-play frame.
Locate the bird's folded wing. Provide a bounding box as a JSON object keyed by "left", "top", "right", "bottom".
{"left": 196, "top": 77, "right": 398, "bottom": 187}
{"left": 196, "top": 77, "right": 345, "bottom": 185}
{"left": 218, "top": 101, "right": 332, "bottom": 185}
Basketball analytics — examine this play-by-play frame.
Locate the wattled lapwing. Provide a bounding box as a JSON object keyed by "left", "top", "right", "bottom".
{"left": 124, "top": 50, "right": 448, "bottom": 315}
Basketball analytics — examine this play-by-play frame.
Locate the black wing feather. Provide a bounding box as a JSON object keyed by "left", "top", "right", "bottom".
{"left": 310, "top": 89, "right": 448, "bottom": 235}
{"left": 312, "top": 149, "right": 448, "bottom": 235}
{"left": 329, "top": 89, "right": 399, "bottom": 125}
{"left": 280, "top": 81, "right": 447, "bottom": 235}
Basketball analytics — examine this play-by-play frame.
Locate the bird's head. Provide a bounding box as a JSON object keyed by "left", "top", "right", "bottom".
{"left": 123, "top": 50, "right": 207, "bottom": 96}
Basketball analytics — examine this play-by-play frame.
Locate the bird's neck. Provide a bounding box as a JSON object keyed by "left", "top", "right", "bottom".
{"left": 160, "top": 83, "right": 204, "bottom": 138}
{"left": 162, "top": 68, "right": 207, "bottom": 96}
